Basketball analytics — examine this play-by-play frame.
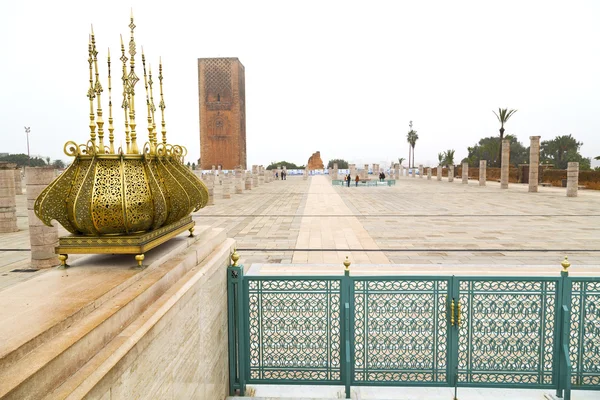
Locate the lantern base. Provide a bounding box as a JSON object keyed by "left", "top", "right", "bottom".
{"left": 55, "top": 216, "right": 195, "bottom": 268}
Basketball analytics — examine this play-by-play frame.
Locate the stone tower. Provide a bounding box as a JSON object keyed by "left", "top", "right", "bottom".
{"left": 198, "top": 58, "right": 246, "bottom": 170}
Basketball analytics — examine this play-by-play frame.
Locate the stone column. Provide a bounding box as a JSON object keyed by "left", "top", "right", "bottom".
{"left": 14, "top": 169, "right": 23, "bottom": 195}
{"left": 501, "top": 139, "right": 510, "bottom": 189}
{"left": 252, "top": 165, "right": 259, "bottom": 187}
{"left": 394, "top": 164, "right": 400, "bottom": 179}
{"left": 479, "top": 160, "right": 487, "bottom": 186}
{"left": 222, "top": 174, "right": 231, "bottom": 199}
{"left": 373, "top": 164, "right": 379, "bottom": 179}
{"left": 277, "top": 166, "right": 281, "bottom": 180}
{"left": 427, "top": 168, "right": 432, "bottom": 180}
{"left": 245, "top": 172, "right": 253, "bottom": 190}
{"left": 25, "top": 167, "right": 59, "bottom": 268}
{"left": 462, "top": 162, "right": 468, "bottom": 184}
{"left": 235, "top": 168, "right": 243, "bottom": 194}
{"left": 363, "top": 164, "right": 369, "bottom": 180}
{"left": 437, "top": 166, "right": 442, "bottom": 181}
{"left": 350, "top": 164, "right": 356, "bottom": 178}
{"left": 283, "top": 166, "right": 287, "bottom": 180}
{"left": 418, "top": 165, "right": 423, "bottom": 179}
{"left": 448, "top": 166, "right": 454, "bottom": 182}
{"left": 0, "top": 163, "right": 18, "bottom": 233}
{"left": 528, "top": 136, "right": 541, "bottom": 192}
{"left": 412, "top": 166, "right": 416, "bottom": 178}
{"left": 203, "top": 175, "right": 215, "bottom": 205}
{"left": 567, "top": 162, "right": 579, "bottom": 197}
{"left": 211, "top": 165, "right": 216, "bottom": 176}
{"left": 333, "top": 163, "right": 338, "bottom": 180}
{"left": 303, "top": 169, "right": 308, "bottom": 180}
{"left": 328, "top": 167, "right": 332, "bottom": 178}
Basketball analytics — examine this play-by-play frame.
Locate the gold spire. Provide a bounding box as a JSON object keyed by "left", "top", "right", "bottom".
{"left": 158, "top": 57, "right": 167, "bottom": 144}
{"left": 120, "top": 35, "right": 131, "bottom": 153}
{"left": 91, "top": 26, "right": 105, "bottom": 154}
{"left": 107, "top": 48, "right": 115, "bottom": 154}
{"left": 148, "top": 65, "right": 157, "bottom": 149}
{"left": 128, "top": 12, "right": 139, "bottom": 154}
{"left": 141, "top": 48, "right": 155, "bottom": 154}
{"left": 87, "top": 35, "right": 97, "bottom": 150}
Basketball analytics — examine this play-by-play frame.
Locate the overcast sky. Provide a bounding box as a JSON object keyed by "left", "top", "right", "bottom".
{"left": 1, "top": 0, "right": 599, "bottom": 169}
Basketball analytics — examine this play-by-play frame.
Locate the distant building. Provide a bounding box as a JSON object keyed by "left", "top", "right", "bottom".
{"left": 198, "top": 58, "right": 246, "bottom": 170}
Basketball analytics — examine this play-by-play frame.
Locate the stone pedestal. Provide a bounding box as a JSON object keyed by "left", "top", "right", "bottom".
{"left": 333, "top": 163, "right": 338, "bottom": 180}
{"left": 448, "top": 166, "right": 454, "bottom": 182}
{"left": 206, "top": 175, "right": 215, "bottom": 205}
{"left": 529, "top": 136, "right": 541, "bottom": 192}
{"left": 349, "top": 164, "right": 356, "bottom": 178}
{"left": 567, "top": 162, "right": 579, "bottom": 197}
{"left": 418, "top": 165, "right": 423, "bottom": 179}
{"left": 235, "top": 168, "right": 243, "bottom": 194}
{"left": 373, "top": 164, "right": 379, "bottom": 179}
{"left": 394, "top": 164, "right": 400, "bottom": 179}
{"left": 0, "top": 163, "right": 18, "bottom": 233}
{"left": 222, "top": 174, "right": 231, "bottom": 199}
{"left": 277, "top": 166, "right": 282, "bottom": 180}
{"left": 14, "top": 169, "right": 23, "bottom": 195}
{"left": 479, "top": 160, "right": 487, "bottom": 186}
{"left": 211, "top": 165, "right": 216, "bottom": 176}
{"left": 303, "top": 169, "right": 308, "bottom": 180}
{"left": 363, "top": 164, "right": 369, "bottom": 180}
{"left": 26, "top": 167, "right": 59, "bottom": 268}
{"left": 252, "top": 166, "right": 259, "bottom": 187}
{"left": 245, "top": 172, "right": 253, "bottom": 190}
{"left": 501, "top": 139, "right": 510, "bottom": 189}
{"left": 427, "top": 168, "right": 432, "bottom": 180}
{"left": 462, "top": 163, "right": 468, "bottom": 184}
{"left": 437, "top": 166, "right": 442, "bottom": 181}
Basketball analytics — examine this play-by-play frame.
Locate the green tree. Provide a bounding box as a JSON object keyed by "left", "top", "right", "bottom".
{"left": 52, "top": 159, "right": 65, "bottom": 169}
{"left": 493, "top": 108, "right": 518, "bottom": 162}
{"left": 0, "top": 153, "right": 46, "bottom": 167}
{"left": 266, "top": 161, "right": 304, "bottom": 170}
{"left": 541, "top": 135, "right": 591, "bottom": 170}
{"left": 327, "top": 159, "right": 349, "bottom": 169}
{"left": 443, "top": 150, "right": 455, "bottom": 167}
{"left": 437, "top": 153, "right": 444, "bottom": 166}
{"left": 397, "top": 157, "right": 405, "bottom": 166}
{"left": 406, "top": 130, "right": 419, "bottom": 168}
{"left": 465, "top": 135, "right": 528, "bottom": 167}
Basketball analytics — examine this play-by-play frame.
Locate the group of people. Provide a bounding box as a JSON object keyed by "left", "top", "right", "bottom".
{"left": 275, "top": 171, "right": 287, "bottom": 180}
{"left": 343, "top": 171, "right": 387, "bottom": 187}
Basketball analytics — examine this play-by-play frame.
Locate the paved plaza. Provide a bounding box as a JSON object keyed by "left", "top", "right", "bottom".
{"left": 1, "top": 174, "right": 599, "bottom": 290}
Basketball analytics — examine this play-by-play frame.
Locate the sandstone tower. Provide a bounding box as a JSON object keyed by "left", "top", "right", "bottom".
{"left": 198, "top": 58, "right": 246, "bottom": 170}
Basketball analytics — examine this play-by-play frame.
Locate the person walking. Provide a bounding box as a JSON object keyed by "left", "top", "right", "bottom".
{"left": 355, "top": 174, "right": 359, "bottom": 187}
{"left": 346, "top": 174, "right": 351, "bottom": 187}
{"left": 381, "top": 171, "right": 385, "bottom": 182}
{"left": 276, "top": 172, "right": 279, "bottom": 179}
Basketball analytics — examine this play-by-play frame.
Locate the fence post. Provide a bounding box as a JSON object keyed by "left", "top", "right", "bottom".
{"left": 227, "top": 249, "right": 246, "bottom": 395}
{"left": 342, "top": 256, "right": 352, "bottom": 399}
{"left": 556, "top": 256, "right": 571, "bottom": 399}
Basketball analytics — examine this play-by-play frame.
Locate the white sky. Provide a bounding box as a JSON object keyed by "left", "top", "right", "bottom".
{"left": 1, "top": 0, "right": 599, "bottom": 169}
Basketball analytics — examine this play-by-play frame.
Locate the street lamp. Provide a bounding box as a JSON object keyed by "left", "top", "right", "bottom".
{"left": 24, "top": 127, "right": 31, "bottom": 166}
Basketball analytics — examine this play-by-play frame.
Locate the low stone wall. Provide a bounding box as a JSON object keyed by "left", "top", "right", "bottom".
{"left": 541, "top": 169, "right": 600, "bottom": 190}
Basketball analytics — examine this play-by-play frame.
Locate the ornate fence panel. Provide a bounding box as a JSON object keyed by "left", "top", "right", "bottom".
{"left": 352, "top": 277, "right": 450, "bottom": 385}
{"left": 569, "top": 277, "right": 600, "bottom": 388}
{"left": 456, "top": 278, "right": 560, "bottom": 387}
{"left": 243, "top": 277, "right": 343, "bottom": 384}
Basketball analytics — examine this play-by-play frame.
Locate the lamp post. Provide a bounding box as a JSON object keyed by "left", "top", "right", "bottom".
{"left": 24, "top": 126, "right": 31, "bottom": 166}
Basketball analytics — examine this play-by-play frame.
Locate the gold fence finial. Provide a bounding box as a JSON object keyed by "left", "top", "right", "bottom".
{"left": 148, "top": 65, "right": 157, "bottom": 148}
{"left": 561, "top": 256, "right": 571, "bottom": 272}
{"left": 231, "top": 247, "right": 240, "bottom": 267}
{"left": 127, "top": 12, "right": 139, "bottom": 154}
{"left": 158, "top": 57, "right": 167, "bottom": 144}
{"left": 141, "top": 48, "right": 155, "bottom": 154}
{"left": 120, "top": 34, "right": 131, "bottom": 153}
{"left": 91, "top": 28, "right": 104, "bottom": 153}
{"left": 343, "top": 256, "right": 351, "bottom": 271}
{"left": 87, "top": 35, "right": 97, "bottom": 150}
{"left": 107, "top": 48, "right": 115, "bottom": 154}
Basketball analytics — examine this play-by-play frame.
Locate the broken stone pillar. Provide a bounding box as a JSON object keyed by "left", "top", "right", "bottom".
{"left": 412, "top": 167, "right": 416, "bottom": 178}
{"left": 567, "top": 162, "right": 579, "bottom": 197}
{"left": 0, "top": 162, "right": 18, "bottom": 233}
{"left": 26, "top": 167, "right": 59, "bottom": 268}
{"left": 394, "top": 164, "right": 400, "bottom": 179}
{"left": 203, "top": 175, "right": 215, "bottom": 205}
{"left": 245, "top": 172, "right": 253, "bottom": 190}
{"left": 529, "top": 136, "right": 541, "bottom": 193}
{"left": 333, "top": 163, "right": 338, "bottom": 180}
{"left": 373, "top": 164, "right": 379, "bottom": 179}
{"left": 363, "top": 164, "right": 369, "bottom": 180}
{"left": 303, "top": 169, "right": 308, "bottom": 180}
{"left": 448, "top": 166, "right": 454, "bottom": 183}
{"left": 427, "top": 168, "right": 432, "bottom": 180}
{"left": 222, "top": 174, "right": 231, "bottom": 199}
{"left": 501, "top": 139, "right": 510, "bottom": 189}
{"left": 211, "top": 165, "right": 216, "bottom": 176}
{"left": 437, "top": 166, "right": 442, "bottom": 181}
{"left": 419, "top": 165, "right": 423, "bottom": 179}
{"left": 260, "top": 166, "right": 266, "bottom": 185}
{"left": 349, "top": 164, "right": 356, "bottom": 178}
{"left": 462, "top": 163, "right": 468, "bottom": 184}
{"left": 277, "top": 166, "right": 281, "bottom": 180}
{"left": 235, "top": 168, "right": 243, "bottom": 194}
{"left": 14, "top": 169, "right": 23, "bottom": 195}
{"left": 252, "top": 165, "right": 259, "bottom": 187}
{"left": 479, "top": 160, "right": 487, "bottom": 186}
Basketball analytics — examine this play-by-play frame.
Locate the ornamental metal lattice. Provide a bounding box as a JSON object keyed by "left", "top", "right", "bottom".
{"left": 569, "top": 279, "right": 600, "bottom": 387}
{"left": 353, "top": 279, "right": 449, "bottom": 383}
{"left": 246, "top": 279, "right": 342, "bottom": 382}
{"left": 457, "top": 279, "right": 558, "bottom": 385}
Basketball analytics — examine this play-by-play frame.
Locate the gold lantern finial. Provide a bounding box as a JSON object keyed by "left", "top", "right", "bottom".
{"left": 87, "top": 35, "right": 97, "bottom": 150}
{"left": 120, "top": 34, "right": 131, "bottom": 153}
{"left": 231, "top": 248, "right": 240, "bottom": 267}
{"left": 107, "top": 48, "right": 115, "bottom": 154}
{"left": 91, "top": 26, "right": 105, "bottom": 154}
{"left": 158, "top": 57, "right": 167, "bottom": 144}
{"left": 343, "top": 256, "right": 351, "bottom": 271}
{"left": 127, "top": 12, "right": 140, "bottom": 154}
{"left": 561, "top": 256, "right": 571, "bottom": 272}
{"left": 141, "top": 48, "right": 155, "bottom": 154}
{"left": 148, "top": 65, "right": 157, "bottom": 148}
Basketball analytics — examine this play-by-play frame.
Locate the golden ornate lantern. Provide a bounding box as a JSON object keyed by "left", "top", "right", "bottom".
{"left": 34, "top": 15, "right": 208, "bottom": 267}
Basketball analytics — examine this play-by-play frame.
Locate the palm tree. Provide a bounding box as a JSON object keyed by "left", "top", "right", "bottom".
{"left": 437, "top": 153, "right": 444, "bottom": 166}
{"left": 407, "top": 130, "right": 419, "bottom": 168}
{"left": 493, "top": 108, "right": 517, "bottom": 166}
{"left": 398, "top": 157, "right": 405, "bottom": 166}
{"left": 444, "top": 149, "right": 455, "bottom": 167}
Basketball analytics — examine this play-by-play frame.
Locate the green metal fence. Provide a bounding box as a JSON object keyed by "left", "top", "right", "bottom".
{"left": 227, "top": 259, "right": 599, "bottom": 399}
